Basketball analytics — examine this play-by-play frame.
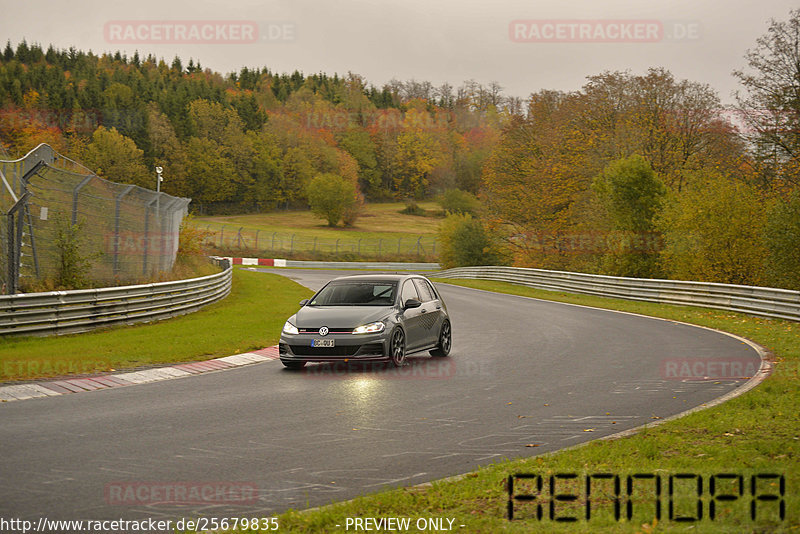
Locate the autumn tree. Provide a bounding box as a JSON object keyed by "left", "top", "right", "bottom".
{"left": 393, "top": 127, "right": 441, "bottom": 198}
{"left": 656, "top": 171, "right": 767, "bottom": 285}
{"left": 482, "top": 94, "right": 591, "bottom": 268}
{"left": 438, "top": 213, "right": 503, "bottom": 268}
{"left": 146, "top": 103, "right": 189, "bottom": 197}
{"left": 337, "top": 127, "right": 381, "bottom": 197}
{"left": 734, "top": 8, "right": 800, "bottom": 190}
{"left": 82, "top": 126, "right": 150, "bottom": 186}
{"left": 593, "top": 155, "right": 666, "bottom": 277}
{"left": 763, "top": 191, "right": 800, "bottom": 289}
{"left": 305, "top": 173, "right": 360, "bottom": 227}
{"left": 184, "top": 137, "right": 236, "bottom": 212}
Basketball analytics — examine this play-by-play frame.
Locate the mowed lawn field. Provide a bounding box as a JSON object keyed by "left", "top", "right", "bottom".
{"left": 193, "top": 202, "right": 442, "bottom": 243}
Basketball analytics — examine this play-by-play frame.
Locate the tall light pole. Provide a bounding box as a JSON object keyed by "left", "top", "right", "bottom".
{"left": 155, "top": 166, "right": 163, "bottom": 213}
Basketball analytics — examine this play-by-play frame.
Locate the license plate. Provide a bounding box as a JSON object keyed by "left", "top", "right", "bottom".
{"left": 312, "top": 339, "right": 335, "bottom": 348}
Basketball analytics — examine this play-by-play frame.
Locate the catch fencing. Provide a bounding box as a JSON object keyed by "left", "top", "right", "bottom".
{"left": 433, "top": 266, "right": 800, "bottom": 322}
{"left": 200, "top": 223, "right": 438, "bottom": 260}
{"left": 0, "top": 144, "right": 191, "bottom": 294}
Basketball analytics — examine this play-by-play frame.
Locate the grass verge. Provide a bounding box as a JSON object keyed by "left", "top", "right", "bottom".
{"left": 257, "top": 278, "right": 798, "bottom": 533}
{"left": 0, "top": 268, "right": 313, "bottom": 382}
{"left": 195, "top": 202, "right": 442, "bottom": 239}
{"left": 194, "top": 202, "right": 442, "bottom": 262}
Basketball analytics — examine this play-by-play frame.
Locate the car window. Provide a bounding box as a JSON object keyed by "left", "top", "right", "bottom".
{"left": 424, "top": 279, "right": 439, "bottom": 300}
{"left": 413, "top": 278, "right": 435, "bottom": 302}
{"left": 310, "top": 281, "right": 396, "bottom": 306}
{"left": 400, "top": 280, "right": 419, "bottom": 304}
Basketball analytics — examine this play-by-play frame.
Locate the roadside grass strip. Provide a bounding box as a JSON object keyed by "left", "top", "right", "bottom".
{"left": 252, "top": 278, "right": 798, "bottom": 533}
{"left": 0, "top": 268, "right": 312, "bottom": 385}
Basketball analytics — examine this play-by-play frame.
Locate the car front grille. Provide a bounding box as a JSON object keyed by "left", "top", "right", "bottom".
{"left": 289, "top": 345, "right": 361, "bottom": 356}
{"left": 287, "top": 343, "right": 385, "bottom": 357}
{"left": 298, "top": 328, "right": 353, "bottom": 334}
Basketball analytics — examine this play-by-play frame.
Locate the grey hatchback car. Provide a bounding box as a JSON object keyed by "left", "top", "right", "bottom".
{"left": 279, "top": 274, "right": 451, "bottom": 369}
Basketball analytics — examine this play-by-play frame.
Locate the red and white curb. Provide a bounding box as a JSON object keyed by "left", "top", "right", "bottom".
{"left": 220, "top": 257, "right": 287, "bottom": 267}
{"left": 0, "top": 346, "right": 280, "bottom": 402}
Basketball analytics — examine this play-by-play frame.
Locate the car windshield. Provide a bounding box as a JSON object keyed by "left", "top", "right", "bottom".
{"left": 309, "top": 281, "right": 397, "bottom": 306}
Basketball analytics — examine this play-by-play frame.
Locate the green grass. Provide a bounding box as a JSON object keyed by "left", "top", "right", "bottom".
{"left": 250, "top": 279, "right": 799, "bottom": 533}
{"left": 0, "top": 268, "right": 313, "bottom": 382}
{"left": 193, "top": 202, "right": 442, "bottom": 261}
{"left": 195, "top": 202, "right": 442, "bottom": 241}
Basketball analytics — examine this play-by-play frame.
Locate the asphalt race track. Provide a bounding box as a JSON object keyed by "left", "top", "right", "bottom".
{"left": 0, "top": 269, "right": 764, "bottom": 522}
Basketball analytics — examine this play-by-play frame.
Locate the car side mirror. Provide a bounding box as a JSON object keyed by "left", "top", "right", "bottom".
{"left": 299, "top": 299, "right": 309, "bottom": 306}
{"left": 403, "top": 298, "right": 422, "bottom": 310}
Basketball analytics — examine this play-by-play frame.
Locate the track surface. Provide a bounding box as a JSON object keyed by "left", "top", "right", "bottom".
{"left": 0, "top": 269, "right": 761, "bottom": 521}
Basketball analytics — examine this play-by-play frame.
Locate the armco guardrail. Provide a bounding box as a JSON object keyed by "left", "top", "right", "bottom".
{"left": 282, "top": 259, "right": 440, "bottom": 270}
{"left": 433, "top": 266, "right": 800, "bottom": 322}
{"left": 0, "top": 265, "right": 232, "bottom": 337}
{"left": 220, "top": 256, "right": 440, "bottom": 271}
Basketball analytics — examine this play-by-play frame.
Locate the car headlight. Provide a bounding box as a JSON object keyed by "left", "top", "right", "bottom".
{"left": 352, "top": 321, "right": 385, "bottom": 335}
{"left": 282, "top": 321, "right": 299, "bottom": 335}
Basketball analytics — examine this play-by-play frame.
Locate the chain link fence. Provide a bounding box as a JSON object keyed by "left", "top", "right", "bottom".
{"left": 200, "top": 223, "right": 438, "bottom": 260}
{"left": 1, "top": 144, "right": 190, "bottom": 294}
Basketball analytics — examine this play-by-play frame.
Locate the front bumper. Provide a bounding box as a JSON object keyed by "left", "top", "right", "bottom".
{"left": 279, "top": 332, "right": 390, "bottom": 362}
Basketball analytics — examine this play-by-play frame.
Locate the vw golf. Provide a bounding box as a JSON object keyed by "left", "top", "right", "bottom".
{"left": 279, "top": 274, "right": 451, "bottom": 369}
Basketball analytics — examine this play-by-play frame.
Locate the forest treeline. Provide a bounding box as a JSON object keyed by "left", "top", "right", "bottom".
{"left": 1, "top": 8, "right": 799, "bottom": 289}
{"left": 0, "top": 40, "right": 501, "bottom": 211}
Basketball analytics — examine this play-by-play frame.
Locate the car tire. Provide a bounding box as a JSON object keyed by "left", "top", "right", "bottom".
{"left": 389, "top": 327, "right": 406, "bottom": 367}
{"left": 281, "top": 359, "right": 306, "bottom": 370}
{"left": 430, "top": 320, "right": 451, "bottom": 357}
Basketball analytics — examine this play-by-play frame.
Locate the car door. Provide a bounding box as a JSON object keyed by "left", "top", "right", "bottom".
{"left": 399, "top": 279, "right": 425, "bottom": 351}
{"left": 413, "top": 278, "right": 442, "bottom": 347}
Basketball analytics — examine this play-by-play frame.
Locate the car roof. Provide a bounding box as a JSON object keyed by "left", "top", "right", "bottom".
{"left": 327, "top": 273, "right": 427, "bottom": 283}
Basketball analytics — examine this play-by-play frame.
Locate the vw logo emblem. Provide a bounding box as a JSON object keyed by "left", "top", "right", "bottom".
{"left": 318, "top": 326, "right": 329, "bottom": 336}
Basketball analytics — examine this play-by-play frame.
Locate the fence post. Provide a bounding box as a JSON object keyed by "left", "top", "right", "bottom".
{"left": 416, "top": 236, "right": 422, "bottom": 256}
{"left": 397, "top": 237, "right": 402, "bottom": 254}
{"left": 272, "top": 232, "right": 277, "bottom": 251}
{"left": 220, "top": 225, "right": 226, "bottom": 247}
{"left": 335, "top": 239, "right": 340, "bottom": 253}
{"left": 378, "top": 239, "right": 382, "bottom": 257}
{"left": 290, "top": 234, "right": 295, "bottom": 253}
{"left": 254, "top": 229, "right": 260, "bottom": 251}
{"left": 18, "top": 161, "right": 45, "bottom": 283}
{"left": 6, "top": 192, "right": 30, "bottom": 294}
{"left": 358, "top": 238, "right": 362, "bottom": 255}
{"left": 72, "top": 174, "right": 94, "bottom": 225}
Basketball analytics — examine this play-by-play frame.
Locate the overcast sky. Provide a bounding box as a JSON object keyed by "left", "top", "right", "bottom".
{"left": 0, "top": 0, "right": 796, "bottom": 105}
